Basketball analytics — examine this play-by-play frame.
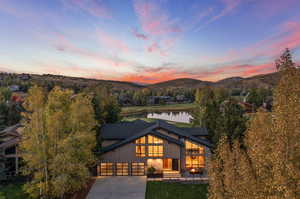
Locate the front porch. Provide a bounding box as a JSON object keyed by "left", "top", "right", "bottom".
{"left": 147, "top": 158, "right": 181, "bottom": 178}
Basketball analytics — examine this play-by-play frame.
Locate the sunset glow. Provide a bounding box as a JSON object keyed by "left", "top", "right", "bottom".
{"left": 1, "top": 0, "right": 300, "bottom": 83}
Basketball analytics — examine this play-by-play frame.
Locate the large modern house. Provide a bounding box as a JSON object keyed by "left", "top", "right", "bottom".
{"left": 98, "top": 120, "right": 212, "bottom": 177}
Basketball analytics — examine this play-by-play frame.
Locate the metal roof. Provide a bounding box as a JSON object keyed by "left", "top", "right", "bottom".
{"left": 101, "top": 119, "right": 212, "bottom": 154}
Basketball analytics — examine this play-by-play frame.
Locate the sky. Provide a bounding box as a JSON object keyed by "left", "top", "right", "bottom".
{"left": 0, "top": 0, "right": 300, "bottom": 83}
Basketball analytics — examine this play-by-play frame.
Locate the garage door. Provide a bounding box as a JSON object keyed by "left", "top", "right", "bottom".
{"left": 131, "top": 162, "right": 145, "bottom": 176}
{"left": 99, "top": 163, "right": 114, "bottom": 176}
{"left": 116, "top": 163, "right": 129, "bottom": 176}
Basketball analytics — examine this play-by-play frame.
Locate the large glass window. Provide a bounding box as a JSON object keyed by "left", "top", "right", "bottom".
{"left": 148, "top": 135, "right": 163, "bottom": 144}
{"left": 135, "top": 136, "right": 146, "bottom": 144}
{"left": 136, "top": 145, "right": 146, "bottom": 157}
{"left": 148, "top": 145, "right": 163, "bottom": 157}
{"left": 185, "top": 140, "right": 204, "bottom": 155}
{"left": 186, "top": 156, "right": 205, "bottom": 169}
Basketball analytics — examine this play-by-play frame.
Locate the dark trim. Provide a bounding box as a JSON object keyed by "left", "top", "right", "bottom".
{"left": 101, "top": 120, "right": 212, "bottom": 154}
{"left": 151, "top": 130, "right": 184, "bottom": 146}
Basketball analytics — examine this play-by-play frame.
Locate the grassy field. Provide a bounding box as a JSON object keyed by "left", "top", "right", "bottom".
{"left": 0, "top": 184, "right": 29, "bottom": 199}
{"left": 146, "top": 182, "right": 208, "bottom": 199}
{"left": 122, "top": 117, "right": 193, "bottom": 128}
{"left": 121, "top": 103, "right": 197, "bottom": 116}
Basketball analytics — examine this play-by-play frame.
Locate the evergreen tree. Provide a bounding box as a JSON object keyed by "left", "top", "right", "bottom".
{"left": 92, "top": 86, "right": 122, "bottom": 124}
{"left": 275, "top": 48, "right": 295, "bottom": 71}
{"left": 0, "top": 131, "right": 7, "bottom": 181}
{"left": 215, "top": 99, "right": 247, "bottom": 144}
{"left": 192, "top": 87, "right": 246, "bottom": 147}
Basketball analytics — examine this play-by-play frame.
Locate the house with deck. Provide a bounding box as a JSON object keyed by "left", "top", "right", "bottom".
{"left": 98, "top": 120, "right": 212, "bottom": 178}
{"left": 0, "top": 124, "right": 23, "bottom": 177}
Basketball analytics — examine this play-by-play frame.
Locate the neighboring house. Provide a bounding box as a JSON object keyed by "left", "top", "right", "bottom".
{"left": 0, "top": 124, "right": 23, "bottom": 176}
{"left": 8, "top": 85, "right": 20, "bottom": 92}
{"left": 147, "top": 96, "right": 173, "bottom": 105}
{"left": 98, "top": 120, "right": 212, "bottom": 177}
{"left": 175, "top": 95, "right": 185, "bottom": 102}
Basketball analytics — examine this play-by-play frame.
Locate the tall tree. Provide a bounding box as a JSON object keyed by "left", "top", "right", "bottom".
{"left": 208, "top": 51, "right": 300, "bottom": 199}
{"left": 92, "top": 86, "right": 122, "bottom": 124}
{"left": 192, "top": 87, "right": 246, "bottom": 147}
{"left": 20, "top": 85, "right": 48, "bottom": 198}
{"left": 20, "top": 86, "right": 97, "bottom": 198}
{"left": 275, "top": 48, "right": 295, "bottom": 71}
{"left": 0, "top": 87, "right": 21, "bottom": 130}
{"left": 215, "top": 99, "right": 247, "bottom": 145}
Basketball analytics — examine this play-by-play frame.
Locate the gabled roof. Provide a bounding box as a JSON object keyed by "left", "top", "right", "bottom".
{"left": 101, "top": 119, "right": 212, "bottom": 154}
{"left": 0, "top": 124, "right": 22, "bottom": 148}
{"left": 101, "top": 120, "right": 154, "bottom": 139}
{"left": 179, "top": 127, "right": 208, "bottom": 136}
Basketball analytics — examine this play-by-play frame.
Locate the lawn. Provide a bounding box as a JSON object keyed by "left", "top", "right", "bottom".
{"left": 0, "top": 184, "right": 29, "bottom": 199}
{"left": 146, "top": 182, "right": 208, "bottom": 199}
{"left": 121, "top": 103, "right": 197, "bottom": 116}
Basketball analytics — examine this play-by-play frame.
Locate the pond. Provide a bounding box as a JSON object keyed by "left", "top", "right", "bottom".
{"left": 146, "top": 111, "right": 193, "bottom": 124}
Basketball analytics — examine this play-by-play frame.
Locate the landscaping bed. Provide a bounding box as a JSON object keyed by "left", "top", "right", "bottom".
{"left": 66, "top": 178, "right": 96, "bottom": 199}
{"left": 146, "top": 181, "right": 208, "bottom": 199}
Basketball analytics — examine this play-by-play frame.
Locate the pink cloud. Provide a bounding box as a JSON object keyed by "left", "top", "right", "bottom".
{"left": 133, "top": 0, "right": 182, "bottom": 36}
{"left": 62, "top": 0, "right": 112, "bottom": 19}
{"left": 207, "top": 0, "right": 240, "bottom": 24}
{"left": 97, "top": 30, "right": 129, "bottom": 53}
{"left": 132, "top": 29, "right": 148, "bottom": 40}
{"left": 118, "top": 61, "right": 277, "bottom": 84}
{"left": 0, "top": 0, "right": 36, "bottom": 18}
{"left": 54, "top": 34, "right": 132, "bottom": 68}
{"left": 254, "top": 0, "right": 299, "bottom": 19}
{"left": 147, "top": 42, "right": 167, "bottom": 56}
{"left": 243, "top": 21, "right": 300, "bottom": 58}
{"left": 201, "top": 21, "right": 300, "bottom": 66}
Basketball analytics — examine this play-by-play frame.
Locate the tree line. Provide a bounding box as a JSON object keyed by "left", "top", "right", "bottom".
{"left": 205, "top": 48, "right": 300, "bottom": 198}
{"left": 0, "top": 85, "right": 122, "bottom": 198}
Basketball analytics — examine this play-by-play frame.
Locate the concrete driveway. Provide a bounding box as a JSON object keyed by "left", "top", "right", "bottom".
{"left": 86, "top": 176, "right": 147, "bottom": 199}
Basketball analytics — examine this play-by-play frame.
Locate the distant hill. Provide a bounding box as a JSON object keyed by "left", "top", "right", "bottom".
{"left": 147, "top": 78, "right": 212, "bottom": 89}
{"left": 0, "top": 71, "right": 282, "bottom": 91}
{"left": 0, "top": 73, "right": 144, "bottom": 90}
{"left": 213, "top": 72, "right": 280, "bottom": 89}
{"left": 146, "top": 72, "right": 281, "bottom": 89}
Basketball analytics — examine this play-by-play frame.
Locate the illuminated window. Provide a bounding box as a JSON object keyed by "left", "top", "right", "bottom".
{"left": 131, "top": 162, "right": 145, "bottom": 175}
{"left": 148, "top": 145, "right": 163, "bottom": 157}
{"left": 148, "top": 135, "right": 163, "bottom": 144}
{"left": 186, "top": 156, "right": 205, "bottom": 169}
{"left": 136, "top": 145, "right": 146, "bottom": 157}
{"left": 99, "top": 163, "right": 114, "bottom": 176}
{"left": 135, "top": 136, "right": 146, "bottom": 144}
{"left": 185, "top": 140, "right": 204, "bottom": 155}
{"left": 116, "top": 163, "right": 129, "bottom": 176}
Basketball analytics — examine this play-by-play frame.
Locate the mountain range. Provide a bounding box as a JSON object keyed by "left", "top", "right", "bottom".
{"left": 0, "top": 71, "right": 281, "bottom": 90}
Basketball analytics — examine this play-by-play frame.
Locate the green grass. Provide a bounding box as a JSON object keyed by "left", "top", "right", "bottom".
{"left": 0, "top": 184, "right": 29, "bottom": 199}
{"left": 121, "top": 103, "right": 197, "bottom": 116}
{"left": 146, "top": 182, "right": 208, "bottom": 199}
{"left": 122, "top": 117, "right": 194, "bottom": 128}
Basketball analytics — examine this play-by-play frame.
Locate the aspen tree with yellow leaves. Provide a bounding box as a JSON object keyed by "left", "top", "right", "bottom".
{"left": 20, "top": 86, "right": 97, "bottom": 199}
{"left": 208, "top": 49, "right": 300, "bottom": 199}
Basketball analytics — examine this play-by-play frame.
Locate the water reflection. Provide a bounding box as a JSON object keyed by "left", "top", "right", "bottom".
{"left": 147, "top": 112, "right": 192, "bottom": 124}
